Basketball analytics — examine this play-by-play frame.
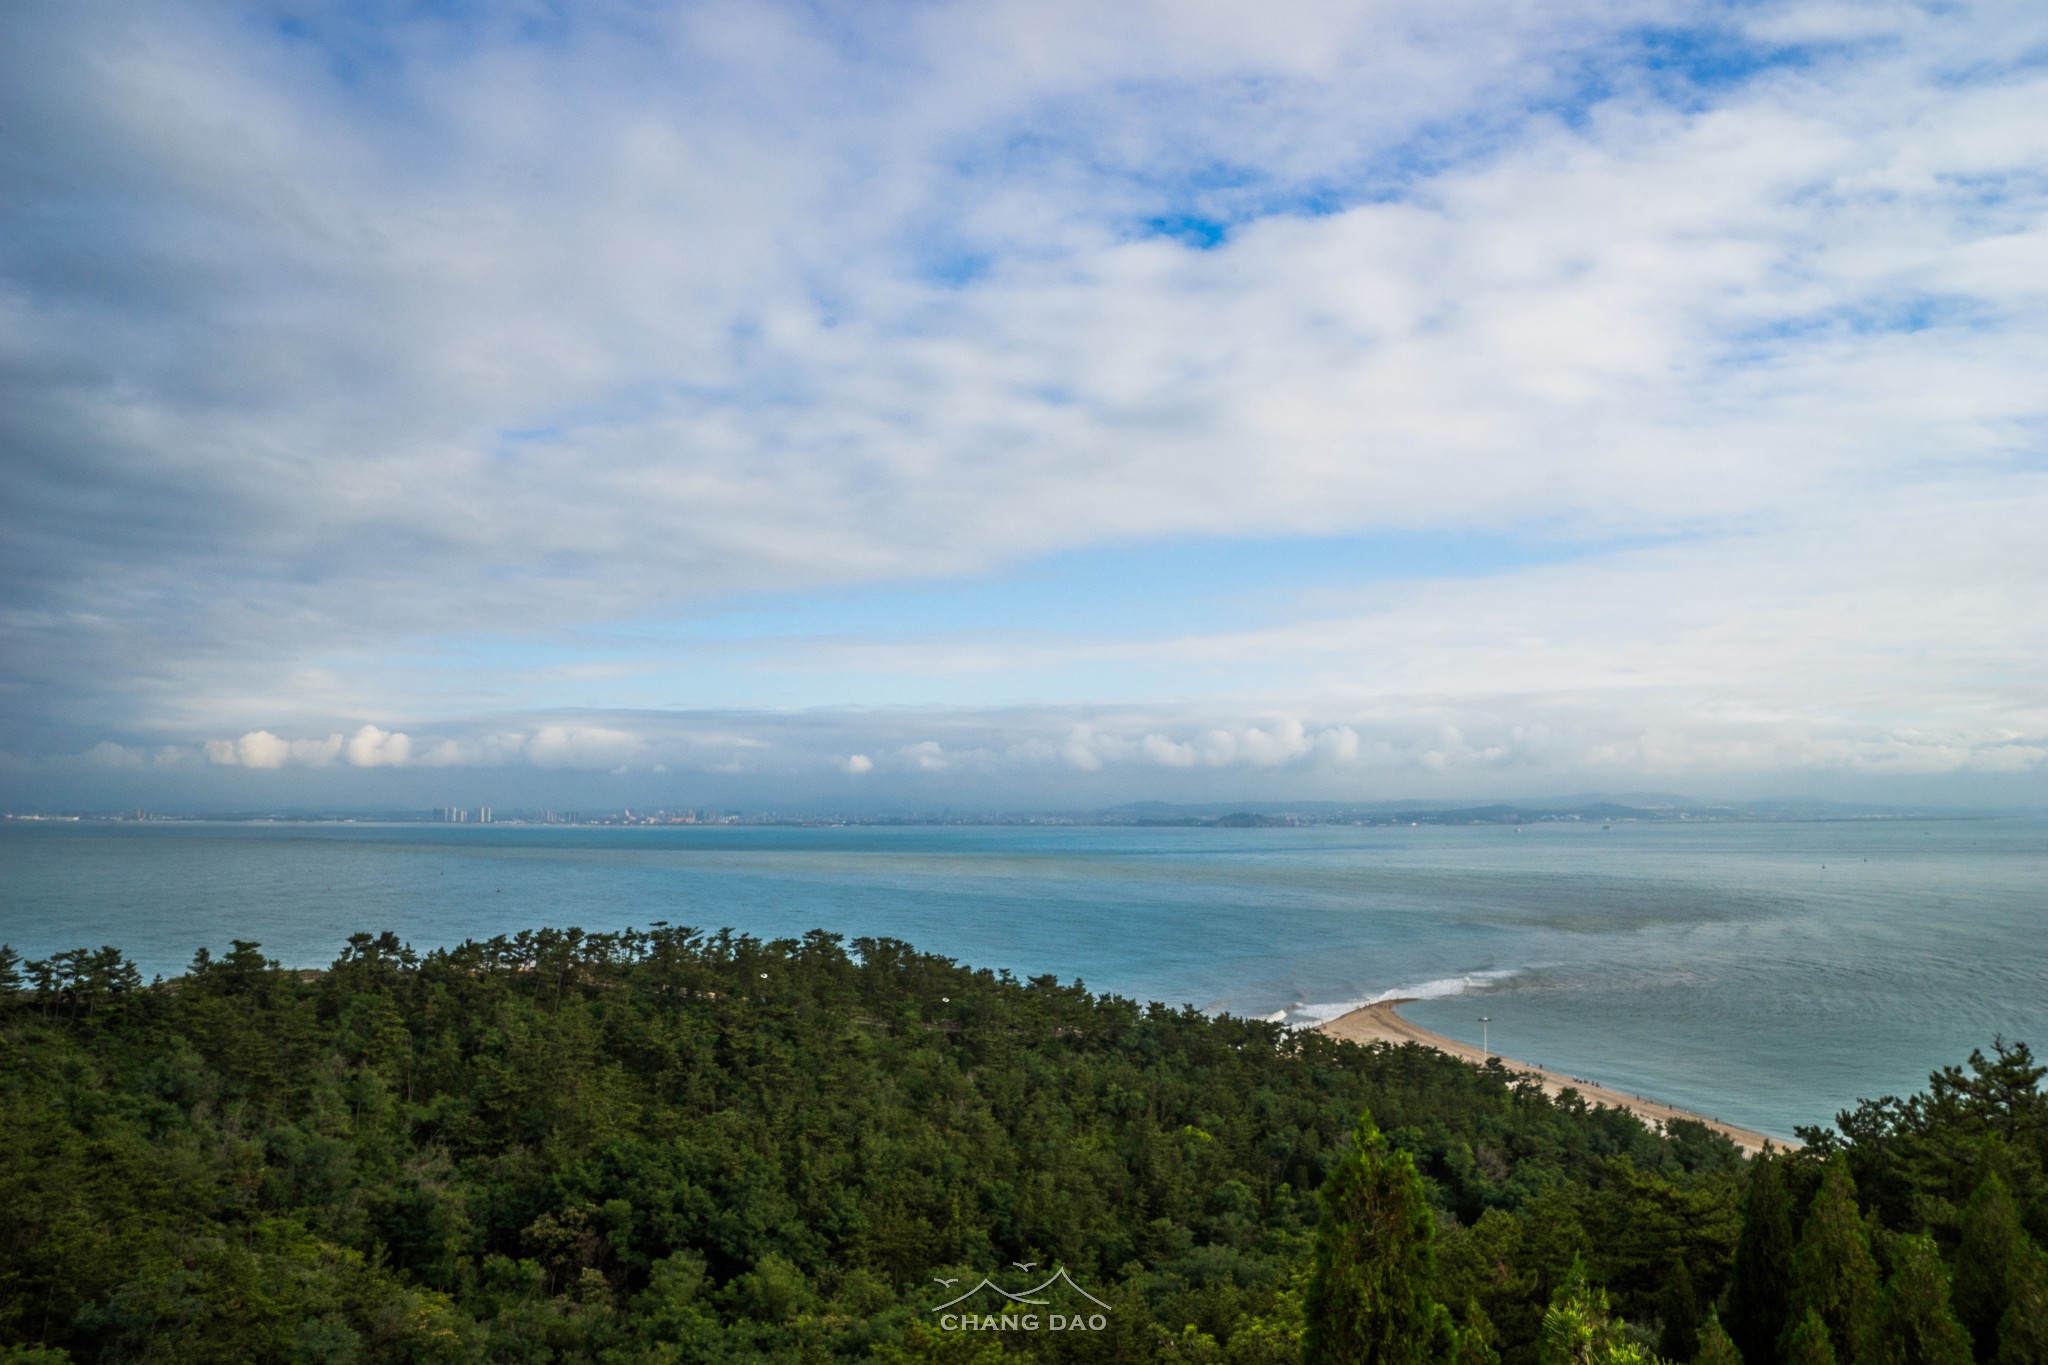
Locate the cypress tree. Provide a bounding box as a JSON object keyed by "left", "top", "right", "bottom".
{"left": 1695, "top": 1311, "right": 1745, "bottom": 1365}
{"left": 1874, "top": 1235, "right": 1973, "bottom": 1365}
{"left": 1786, "top": 1310, "right": 1840, "bottom": 1365}
{"left": 1788, "top": 1156, "right": 1881, "bottom": 1365}
{"left": 1731, "top": 1151, "right": 1797, "bottom": 1365}
{"left": 1954, "top": 1173, "right": 2020, "bottom": 1361}
{"left": 1304, "top": 1109, "right": 1444, "bottom": 1365}
{"left": 1434, "top": 1302, "right": 1461, "bottom": 1364}
{"left": 1995, "top": 1241, "right": 2048, "bottom": 1365}
{"left": 1456, "top": 1299, "right": 1503, "bottom": 1365}
{"left": 1662, "top": 1259, "right": 1703, "bottom": 1363}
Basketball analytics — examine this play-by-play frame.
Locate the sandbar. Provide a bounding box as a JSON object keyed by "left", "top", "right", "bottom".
{"left": 1315, "top": 999, "right": 1785, "bottom": 1155}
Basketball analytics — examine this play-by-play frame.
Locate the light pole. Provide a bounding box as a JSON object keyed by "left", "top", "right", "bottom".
{"left": 1478, "top": 1016, "right": 1491, "bottom": 1061}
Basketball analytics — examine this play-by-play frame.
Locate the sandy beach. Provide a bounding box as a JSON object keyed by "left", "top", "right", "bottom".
{"left": 1316, "top": 1000, "right": 1784, "bottom": 1155}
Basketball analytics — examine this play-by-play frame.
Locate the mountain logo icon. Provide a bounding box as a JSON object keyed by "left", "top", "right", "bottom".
{"left": 931, "top": 1267, "right": 1111, "bottom": 1331}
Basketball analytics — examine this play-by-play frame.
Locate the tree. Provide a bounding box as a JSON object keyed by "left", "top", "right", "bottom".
{"left": 1539, "top": 1259, "right": 1654, "bottom": 1365}
{"left": 1785, "top": 1310, "right": 1839, "bottom": 1365}
{"left": 1995, "top": 1241, "right": 2048, "bottom": 1365}
{"left": 1926, "top": 1041, "right": 2046, "bottom": 1146}
{"left": 1873, "top": 1235, "right": 1971, "bottom": 1365}
{"left": 1304, "top": 1110, "right": 1445, "bottom": 1365}
{"left": 1953, "top": 1173, "right": 2020, "bottom": 1361}
{"left": 1695, "top": 1312, "right": 1744, "bottom": 1365}
{"left": 1661, "top": 1259, "right": 1703, "bottom": 1363}
{"left": 1455, "top": 1300, "right": 1502, "bottom": 1365}
{"left": 1787, "top": 1157, "right": 1881, "bottom": 1365}
{"left": 1730, "top": 1151, "right": 1796, "bottom": 1365}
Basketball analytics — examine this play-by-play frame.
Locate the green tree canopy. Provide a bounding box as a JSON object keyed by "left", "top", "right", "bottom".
{"left": 1994, "top": 1241, "right": 2048, "bottom": 1365}
{"left": 1786, "top": 1310, "right": 1840, "bottom": 1365}
{"left": 1694, "top": 1312, "right": 1744, "bottom": 1365}
{"left": 1874, "top": 1235, "right": 1972, "bottom": 1365}
{"left": 1728, "top": 1151, "right": 1796, "bottom": 1365}
{"left": 1953, "top": 1173, "right": 2020, "bottom": 1361}
{"left": 1788, "top": 1157, "right": 1881, "bottom": 1365}
{"left": 1304, "top": 1109, "right": 1446, "bottom": 1365}
{"left": 1659, "top": 1259, "right": 1701, "bottom": 1363}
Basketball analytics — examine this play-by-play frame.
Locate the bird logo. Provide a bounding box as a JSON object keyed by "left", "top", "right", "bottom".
{"left": 1012, "top": 1261, "right": 1037, "bottom": 1272}
{"left": 932, "top": 1277, "right": 959, "bottom": 1288}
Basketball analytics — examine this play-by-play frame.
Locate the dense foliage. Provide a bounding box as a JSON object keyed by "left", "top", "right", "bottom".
{"left": 0, "top": 929, "right": 2041, "bottom": 1365}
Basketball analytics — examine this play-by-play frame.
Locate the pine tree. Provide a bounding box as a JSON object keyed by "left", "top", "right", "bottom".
{"left": 1304, "top": 1109, "right": 1445, "bottom": 1365}
{"left": 1731, "top": 1151, "right": 1797, "bottom": 1365}
{"left": 1788, "top": 1156, "right": 1881, "bottom": 1365}
{"left": 1874, "top": 1235, "right": 1972, "bottom": 1365}
{"left": 1786, "top": 1310, "right": 1840, "bottom": 1365}
{"left": 1539, "top": 1259, "right": 1641, "bottom": 1365}
{"left": 1695, "top": 1311, "right": 1745, "bottom": 1365}
{"left": 1662, "top": 1259, "right": 1703, "bottom": 1363}
{"left": 1995, "top": 1241, "right": 2048, "bottom": 1365}
{"left": 1954, "top": 1173, "right": 2020, "bottom": 1361}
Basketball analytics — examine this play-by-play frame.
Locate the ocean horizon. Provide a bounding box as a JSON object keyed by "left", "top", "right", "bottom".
{"left": 5, "top": 815, "right": 2043, "bottom": 1143}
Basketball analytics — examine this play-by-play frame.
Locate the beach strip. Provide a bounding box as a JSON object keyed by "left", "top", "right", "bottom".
{"left": 1315, "top": 1000, "right": 1784, "bottom": 1156}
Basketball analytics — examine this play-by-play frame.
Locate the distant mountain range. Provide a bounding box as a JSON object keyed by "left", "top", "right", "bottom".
{"left": 1086, "top": 794, "right": 1998, "bottom": 826}
{"left": 32, "top": 793, "right": 2023, "bottom": 825}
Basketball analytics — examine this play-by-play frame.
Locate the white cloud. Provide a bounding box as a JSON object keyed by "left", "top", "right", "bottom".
{"left": 841, "top": 753, "right": 873, "bottom": 774}
{"left": 344, "top": 725, "right": 412, "bottom": 768}
{"left": 414, "top": 733, "right": 535, "bottom": 767}
{"left": 901, "top": 741, "right": 951, "bottom": 772}
{"left": 1139, "top": 734, "right": 1197, "bottom": 767}
{"left": 1059, "top": 732, "right": 1103, "bottom": 772}
{"left": 201, "top": 730, "right": 293, "bottom": 768}
{"left": 420, "top": 739, "right": 468, "bottom": 767}
{"left": 524, "top": 725, "right": 641, "bottom": 769}
{"left": 236, "top": 731, "right": 291, "bottom": 769}
{"left": 192, "top": 729, "right": 381, "bottom": 768}
{"left": 289, "top": 734, "right": 343, "bottom": 766}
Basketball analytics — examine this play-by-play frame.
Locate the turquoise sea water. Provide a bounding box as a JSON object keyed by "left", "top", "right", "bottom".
{"left": 2, "top": 817, "right": 2042, "bottom": 1141}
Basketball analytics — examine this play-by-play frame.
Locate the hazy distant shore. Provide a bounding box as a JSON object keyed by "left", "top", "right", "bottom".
{"left": 1316, "top": 999, "right": 1784, "bottom": 1155}
{"left": 7, "top": 796, "right": 2017, "bottom": 827}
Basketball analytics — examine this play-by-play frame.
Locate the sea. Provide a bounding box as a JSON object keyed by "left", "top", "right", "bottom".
{"left": 3, "top": 816, "right": 2043, "bottom": 1142}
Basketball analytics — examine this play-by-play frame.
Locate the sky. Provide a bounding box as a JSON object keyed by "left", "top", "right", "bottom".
{"left": 2, "top": 0, "right": 2045, "bottom": 813}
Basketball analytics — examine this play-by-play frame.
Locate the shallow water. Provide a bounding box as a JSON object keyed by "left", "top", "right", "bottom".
{"left": 3, "top": 817, "right": 2042, "bottom": 1141}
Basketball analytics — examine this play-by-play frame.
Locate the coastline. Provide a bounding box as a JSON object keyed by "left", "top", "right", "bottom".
{"left": 1315, "top": 999, "right": 1785, "bottom": 1155}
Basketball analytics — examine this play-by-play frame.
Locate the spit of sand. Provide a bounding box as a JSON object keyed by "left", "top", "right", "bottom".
{"left": 1316, "top": 999, "right": 1785, "bottom": 1155}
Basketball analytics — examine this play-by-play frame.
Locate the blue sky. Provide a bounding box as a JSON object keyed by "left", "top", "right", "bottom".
{"left": 3, "top": 0, "right": 2046, "bottom": 811}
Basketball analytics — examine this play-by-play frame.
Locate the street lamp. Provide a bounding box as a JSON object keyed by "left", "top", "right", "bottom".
{"left": 1478, "top": 1016, "right": 1491, "bottom": 1060}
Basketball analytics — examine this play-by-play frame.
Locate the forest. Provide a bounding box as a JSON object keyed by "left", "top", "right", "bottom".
{"left": 0, "top": 926, "right": 2042, "bottom": 1364}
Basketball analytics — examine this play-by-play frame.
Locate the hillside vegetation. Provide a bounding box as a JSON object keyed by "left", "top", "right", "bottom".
{"left": 0, "top": 928, "right": 2041, "bottom": 1364}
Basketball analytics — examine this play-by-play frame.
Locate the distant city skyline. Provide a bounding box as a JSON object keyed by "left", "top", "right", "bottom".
{"left": 4, "top": 0, "right": 2045, "bottom": 811}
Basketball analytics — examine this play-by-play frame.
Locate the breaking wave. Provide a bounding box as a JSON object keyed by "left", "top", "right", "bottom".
{"left": 1282, "top": 969, "right": 1520, "bottom": 1029}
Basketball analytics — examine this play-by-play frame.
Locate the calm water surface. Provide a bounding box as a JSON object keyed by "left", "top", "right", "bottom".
{"left": 3, "top": 818, "right": 2042, "bottom": 1141}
